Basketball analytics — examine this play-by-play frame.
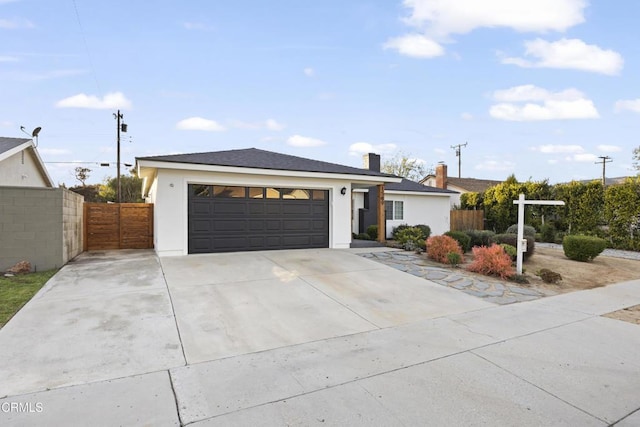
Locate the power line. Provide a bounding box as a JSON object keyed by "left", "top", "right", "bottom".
{"left": 71, "top": 0, "right": 101, "bottom": 93}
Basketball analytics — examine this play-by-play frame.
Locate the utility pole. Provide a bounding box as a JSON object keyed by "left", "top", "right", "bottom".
{"left": 451, "top": 142, "right": 468, "bottom": 178}
{"left": 595, "top": 156, "right": 613, "bottom": 188}
{"left": 113, "top": 110, "right": 127, "bottom": 203}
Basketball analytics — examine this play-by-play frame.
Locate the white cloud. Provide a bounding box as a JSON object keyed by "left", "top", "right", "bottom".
{"left": 567, "top": 153, "right": 598, "bottom": 162}
{"left": 348, "top": 142, "right": 398, "bottom": 156}
{"left": 386, "top": 0, "right": 586, "bottom": 57}
{"left": 0, "top": 120, "right": 13, "bottom": 127}
{"left": 0, "top": 55, "right": 18, "bottom": 62}
{"left": 176, "top": 117, "right": 225, "bottom": 131}
{"left": 489, "top": 85, "right": 599, "bottom": 121}
{"left": 615, "top": 99, "right": 640, "bottom": 113}
{"left": 265, "top": 119, "right": 285, "bottom": 131}
{"left": 502, "top": 38, "right": 623, "bottom": 75}
{"left": 287, "top": 135, "right": 327, "bottom": 147}
{"left": 303, "top": 67, "right": 315, "bottom": 77}
{"left": 531, "top": 144, "right": 584, "bottom": 154}
{"left": 402, "top": 0, "right": 585, "bottom": 34}
{"left": 382, "top": 34, "right": 444, "bottom": 58}
{"left": 0, "top": 18, "right": 35, "bottom": 29}
{"left": 460, "top": 112, "right": 473, "bottom": 120}
{"left": 596, "top": 144, "right": 622, "bottom": 153}
{"left": 55, "top": 92, "right": 132, "bottom": 109}
{"left": 434, "top": 148, "right": 446, "bottom": 155}
{"left": 474, "top": 159, "right": 516, "bottom": 172}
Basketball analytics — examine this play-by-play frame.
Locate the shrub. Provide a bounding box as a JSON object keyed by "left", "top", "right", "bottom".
{"left": 562, "top": 235, "right": 607, "bottom": 262}
{"left": 447, "top": 251, "right": 462, "bottom": 266}
{"left": 355, "top": 232, "right": 372, "bottom": 241}
{"left": 445, "top": 231, "right": 472, "bottom": 252}
{"left": 396, "top": 227, "right": 428, "bottom": 250}
{"left": 494, "top": 233, "right": 535, "bottom": 260}
{"left": 426, "top": 235, "right": 464, "bottom": 264}
{"left": 540, "top": 223, "right": 556, "bottom": 243}
{"left": 413, "top": 224, "right": 431, "bottom": 240}
{"left": 464, "top": 230, "right": 495, "bottom": 248}
{"left": 366, "top": 225, "right": 378, "bottom": 240}
{"left": 537, "top": 268, "right": 562, "bottom": 284}
{"left": 391, "top": 224, "right": 410, "bottom": 240}
{"left": 505, "top": 224, "right": 537, "bottom": 237}
{"left": 466, "top": 244, "right": 514, "bottom": 279}
{"left": 510, "top": 274, "right": 530, "bottom": 284}
{"left": 499, "top": 243, "right": 517, "bottom": 260}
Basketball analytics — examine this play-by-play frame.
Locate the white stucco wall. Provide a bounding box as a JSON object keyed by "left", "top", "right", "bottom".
{"left": 422, "top": 177, "right": 461, "bottom": 208}
{"left": 0, "top": 149, "right": 48, "bottom": 187}
{"left": 384, "top": 192, "right": 451, "bottom": 238}
{"left": 149, "top": 168, "right": 355, "bottom": 256}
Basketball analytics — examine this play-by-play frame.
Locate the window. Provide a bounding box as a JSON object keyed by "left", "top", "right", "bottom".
{"left": 281, "top": 189, "right": 311, "bottom": 200}
{"left": 192, "top": 185, "right": 211, "bottom": 197}
{"left": 249, "top": 187, "right": 264, "bottom": 198}
{"left": 384, "top": 200, "right": 404, "bottom": 220}
{"left": 213, "top": 186, "right": 246, "bottom": 198}
{"left": 312, "top": 190, "right": 326, "bottom": 200}
{"left": 266, "top": 188, "right": 280, "bottom": 199}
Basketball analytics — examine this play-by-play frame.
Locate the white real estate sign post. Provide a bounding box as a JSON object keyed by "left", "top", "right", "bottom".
{"left": 513, "top": 194, "right": 565, "bottom": 275}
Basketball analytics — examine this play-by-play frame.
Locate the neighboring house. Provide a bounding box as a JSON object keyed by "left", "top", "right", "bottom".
{"left": 0, "top": 137, "right": 54, "bottom": 187}
{"left": 420, "top": 163, "right": 501, "bottom": 208}
{"left": 136, "top": 148, "right": 401, "bottom": 256}
{"left": 0, "top": 136, "right": 83, "bottom": 272}
{"left": 353, "top": 154, "right": 457, "bottom": 238}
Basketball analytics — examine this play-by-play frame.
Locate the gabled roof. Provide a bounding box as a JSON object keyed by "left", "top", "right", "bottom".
{"left": 137, "top": 148, "right": 398, "bottom": 179}
{"left": 0, "top": 137, "right": 31, "bottom": 157}
{"left": 0, "top": 137, "right": 55, "bottom": 187}
{"left": 386, "top": 178, "right": 457, "bottom": 194}
{"left": 420, "top": 174, "right": 502, "bottom": 193}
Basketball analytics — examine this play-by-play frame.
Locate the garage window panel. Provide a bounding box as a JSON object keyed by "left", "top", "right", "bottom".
{"left": 213, "top": 186, "right": 246, "bottom": 198}
{"left": 192, "top": 185, "right": 211, "bottom": 197}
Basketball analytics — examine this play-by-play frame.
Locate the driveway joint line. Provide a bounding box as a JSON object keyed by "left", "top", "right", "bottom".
{"left": 167, "top": 370, "right": 185, "bottom": 427}
{"left": 158, "top": 257, "right": 188, "bottom": 367}
{"left": 470, "top": 351, "right": 609, "bottom": 424}
{"left": 610, "top": 406, "right": 640, "bottom": 426}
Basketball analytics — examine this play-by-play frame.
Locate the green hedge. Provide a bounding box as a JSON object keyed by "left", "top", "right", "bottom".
{"left": 562, "top": 235, "right": 607, "bottom": 262}
{"left": 464, "top": 230, "right": 495, "bottom": 248}
{"left": 444, "top": 231, "right": 472, "bottom": 252}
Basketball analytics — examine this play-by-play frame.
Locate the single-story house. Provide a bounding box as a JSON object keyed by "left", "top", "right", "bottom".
{"left": 0, "top": 137, "right": 54, "bottom": 187}
{"left": 420, "top": 163, "right": 501, "bottom": 208}
{"left": 352, "top": 154, "right": 457, "bottom": 238}
{"left": 136, "top": 148, "right": 402, "bottom": 256}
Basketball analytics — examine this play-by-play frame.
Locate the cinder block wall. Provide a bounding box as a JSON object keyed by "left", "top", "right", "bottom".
{"left": 0, "top": 186, "right": 84, "bottom": 271}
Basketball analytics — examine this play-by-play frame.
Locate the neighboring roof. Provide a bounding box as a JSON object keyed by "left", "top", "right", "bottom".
{"left": 137, "top": 148, "right": 398, "bottom": 179}
{"left": 420, "top": 174, "right": 502, "bottom": 193}
{"left": 0, "top": 137, "right": 30, "bottom": 156}
{"left": 386, "top": 178, "right": 457, "bottom": 194}
{"left": 0, "top": 137, "right": 55, "bottom": 187}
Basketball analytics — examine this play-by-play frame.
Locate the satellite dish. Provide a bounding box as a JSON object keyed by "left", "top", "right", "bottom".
{"left": 32, "top": 127, "right": 41, "bottom": 138}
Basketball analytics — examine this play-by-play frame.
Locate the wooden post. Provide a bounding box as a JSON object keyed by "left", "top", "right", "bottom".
{"left": 377, "top": 184, "right": 385, "bottom": 242}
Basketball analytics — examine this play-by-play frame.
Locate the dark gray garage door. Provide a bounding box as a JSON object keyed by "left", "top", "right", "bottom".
{"left": 188, "top": 185, "right": 329, "bottom": 253}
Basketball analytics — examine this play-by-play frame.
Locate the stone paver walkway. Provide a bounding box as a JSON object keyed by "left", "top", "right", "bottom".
{"left": 360, "top": 250, "right": 555, "bottom": 305}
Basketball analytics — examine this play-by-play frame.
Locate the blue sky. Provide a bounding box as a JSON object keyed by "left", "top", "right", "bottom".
{"left": 2, "top": 0, "right": 639, "bottom": 186}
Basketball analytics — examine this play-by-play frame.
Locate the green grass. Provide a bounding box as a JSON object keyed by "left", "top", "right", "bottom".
{"left": 0, "top": 269, "right": 58, "bottom": 328}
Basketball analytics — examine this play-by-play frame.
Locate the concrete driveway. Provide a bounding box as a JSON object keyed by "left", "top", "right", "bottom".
{"left": 1, "top": 248, "right": 640, "bottom": 426}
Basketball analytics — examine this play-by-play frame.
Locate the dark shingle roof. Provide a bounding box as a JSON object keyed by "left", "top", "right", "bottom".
{"left": 137, "top": 148, "right": 397, "bottom": 178}
{"left": 387, "top": 178, "right": 457, "bottom": 194}
{"left": 0, "top": 137, "right": 30, "bottom": 155}
{"left": 431, "top": 177, "right": 502, "bottom": 192}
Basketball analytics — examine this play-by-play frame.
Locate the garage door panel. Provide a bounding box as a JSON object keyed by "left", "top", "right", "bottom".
{"left": 188, "top": 186, "right": 328, "bottom": 253}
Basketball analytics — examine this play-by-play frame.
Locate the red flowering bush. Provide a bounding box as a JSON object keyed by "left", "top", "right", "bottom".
{"left": 466, "top": 244, "right": 514, "bottom": 279}
{"left": 426, "top": 235, "right": 464, "bottom": 264}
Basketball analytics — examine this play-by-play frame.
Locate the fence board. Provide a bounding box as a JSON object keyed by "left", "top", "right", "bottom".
{"left": 450, "top": 210, "right": 484, "bottom": 231}
{"left": 84, "top": 203, "right": 153, "bottom": 250}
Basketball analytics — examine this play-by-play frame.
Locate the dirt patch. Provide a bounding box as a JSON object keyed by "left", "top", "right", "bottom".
{"left": 523, "top": 247, "right": 640, "bottom": 293}
{"left": 603, "top": 305, "right": 640, "bottom": 325}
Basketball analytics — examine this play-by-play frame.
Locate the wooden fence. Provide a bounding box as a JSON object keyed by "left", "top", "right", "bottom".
{"left": 83, "top": 203, "right": 153, "bottom": 251}
{"left": 450, "top": 210, "right": 484, "bottom": 231}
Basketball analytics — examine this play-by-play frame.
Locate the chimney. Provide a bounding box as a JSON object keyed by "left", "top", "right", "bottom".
{"left": 435, "top": 163, "right": 447, "bottom": 189}
{"left": 363, "top": 153, "right": 381, "bottom": 172}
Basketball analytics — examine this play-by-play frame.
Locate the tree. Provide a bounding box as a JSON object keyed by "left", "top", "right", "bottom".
{"left": 74, "top": 167, "right": 91, "bottom": 186}
{"left": 634, "top": 146, "right": 640, "bottom": 172}
{"left": 382, "top": 152, "right": 432, "bottom": 181}
{"left": 98, "top": 169, "right": 144, "bottom": 202}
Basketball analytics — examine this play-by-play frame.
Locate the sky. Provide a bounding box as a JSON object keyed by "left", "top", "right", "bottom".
{"left": 1, "top": 0, "right": 639, "bottom": 186}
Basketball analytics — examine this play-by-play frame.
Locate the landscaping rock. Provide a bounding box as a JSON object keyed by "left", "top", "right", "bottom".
{"left": 6, "top": 261, "right": 31, "bottom": 275}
